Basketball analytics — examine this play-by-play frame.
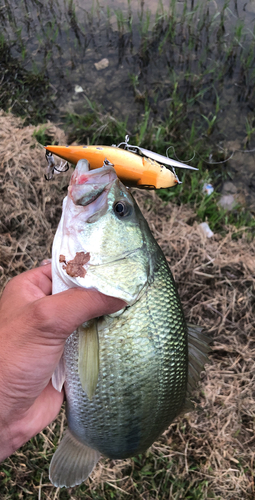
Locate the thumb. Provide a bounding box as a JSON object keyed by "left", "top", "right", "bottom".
{"left": 27, "top": 287, "right": 126, "bottom": 343}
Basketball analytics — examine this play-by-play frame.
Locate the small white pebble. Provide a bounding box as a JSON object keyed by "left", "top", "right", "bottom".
{"left": 74, "top": 85, "right": 84, "bottom": 93}
{"left": 199, "top": 222, "right": 214, "bottom": 238}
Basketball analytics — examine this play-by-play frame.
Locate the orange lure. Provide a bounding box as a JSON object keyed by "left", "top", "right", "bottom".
{"left": 45, "top": 142, "right": 197, "bottom": 189}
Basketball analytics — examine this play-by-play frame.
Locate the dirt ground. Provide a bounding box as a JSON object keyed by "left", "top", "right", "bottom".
{"left": 0, "top": 111, "right": 255, "bottom": 499}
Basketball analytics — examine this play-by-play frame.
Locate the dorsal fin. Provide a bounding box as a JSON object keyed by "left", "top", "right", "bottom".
{"left": 187, "top": 323, "right": 211, "bottom": 397}
{"left": 181, "top": 324, "right": 211, "bottom": 414}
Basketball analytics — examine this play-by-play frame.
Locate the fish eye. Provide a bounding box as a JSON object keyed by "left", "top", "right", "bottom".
{"left": 113, "top": 201, "right": 132, "bottom": 217}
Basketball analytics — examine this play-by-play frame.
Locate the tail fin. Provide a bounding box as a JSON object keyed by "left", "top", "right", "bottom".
{"left": 49, "top": 429, "right": 100, "bottom": 487}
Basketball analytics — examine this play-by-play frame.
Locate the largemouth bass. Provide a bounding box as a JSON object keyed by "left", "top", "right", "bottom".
{"left": 49, "top": 159, "right": 209, "bottom": 488}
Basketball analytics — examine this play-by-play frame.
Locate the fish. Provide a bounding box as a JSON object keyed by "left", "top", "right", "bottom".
{"left": 45, "top": 142, "right": 198, "bottom": 189}
{"left": 49, "top": 158, "right": 209, "bottom": 488}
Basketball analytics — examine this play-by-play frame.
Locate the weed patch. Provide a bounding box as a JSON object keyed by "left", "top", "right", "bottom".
{"left": 0, "top": 39, "right": 55, "bottom": 124}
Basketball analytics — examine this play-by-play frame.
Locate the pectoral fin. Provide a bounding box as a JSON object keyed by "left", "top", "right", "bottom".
{"left": 78, "top": 320, "right": 99, "bottom": 399}
{"left": 49, "top": 429, "right": 100, "bottom": 487}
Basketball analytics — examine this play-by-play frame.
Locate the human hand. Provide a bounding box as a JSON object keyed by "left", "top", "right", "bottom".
{"left": 0, "top": 264, "right": 125, "bottom": 461}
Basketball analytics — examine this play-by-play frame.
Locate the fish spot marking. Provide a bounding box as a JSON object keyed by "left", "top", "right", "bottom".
{"left": 59, "top": 252, "right": 90, "bottom": 278}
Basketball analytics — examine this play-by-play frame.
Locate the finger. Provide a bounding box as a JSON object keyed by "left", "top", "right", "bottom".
{"left": 39, "top": 259, "right": 52, "bottom": 267}
{"left": 28, "top": 262, "right": 52, "bottom": 295}
{"left": 1, "top": 265, "right": 52, "bottom": 311}
{"left": 24, "top": 264, "right": 52, "bottom": 297}
{"left": 28, "top": 287, "right": 126, "bottom": 342}
{"left": 16, "top": 381, "right": 64, "bottom": 446}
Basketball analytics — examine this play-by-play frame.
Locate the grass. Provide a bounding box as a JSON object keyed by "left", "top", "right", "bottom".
{"left": 0, "top": 437, "right": 212, "bottom": 499}
{"left": 33, "top": 124, "right": 59, "bottom": 146}
{"left": 0, "top": 37, "right": 55, "bottom": 124}
{"left": 62, "top": 92, "right": 255, "bottom": 238}
{"left": 0, "top": 109, "right": 255, "bottom": 500}
{"left": 65, "top": 98, "right": 129, "bottom": 146}
{"left": 0, "top": 399, "right": 218, "bottom": 499}
{"left": 1, "top": 0, "right": 254, "bottom": 237}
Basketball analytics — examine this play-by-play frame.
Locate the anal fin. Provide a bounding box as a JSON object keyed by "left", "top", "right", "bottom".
{"left": 49, "top": 429, "right": 100, "bottom": 487}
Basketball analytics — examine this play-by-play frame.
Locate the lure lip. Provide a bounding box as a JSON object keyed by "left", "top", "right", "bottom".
{"left": 117, "top": 143, "right": 198, "bottom": 171}
{"left": 138, "top": 146, "right": 198, "bottom": 171}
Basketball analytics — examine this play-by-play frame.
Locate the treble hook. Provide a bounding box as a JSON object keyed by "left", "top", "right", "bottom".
{"left": 45, "top": 150, "right": 69, "bottom": 181}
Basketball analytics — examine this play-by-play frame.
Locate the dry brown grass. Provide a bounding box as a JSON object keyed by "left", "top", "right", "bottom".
{"left": 136, "top": 192, "right": 255, "bottom": 499}
{"left": 0, "top": 110, "right": 68, "bottom": 291}
{"left": 0, "top": 111, "right": 254, "bottom": 499}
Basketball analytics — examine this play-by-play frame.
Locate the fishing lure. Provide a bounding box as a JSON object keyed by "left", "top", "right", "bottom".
{"left": 45, "top": 136, "right": 197, "bottom": 189}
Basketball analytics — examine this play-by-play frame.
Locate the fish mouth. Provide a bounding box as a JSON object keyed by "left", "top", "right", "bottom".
{"left": 68, "top": 160, "right": 117, "bottom": 207}
{"left": 54, "top": 158, "right": 150, "bottom": 303}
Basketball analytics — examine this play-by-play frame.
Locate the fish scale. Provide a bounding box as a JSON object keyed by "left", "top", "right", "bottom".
{"left": 49, "top": 160, "right": 210, "bottom": 488}
{"left": 63, "top": 253, "right": 187, "bottom": 460}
